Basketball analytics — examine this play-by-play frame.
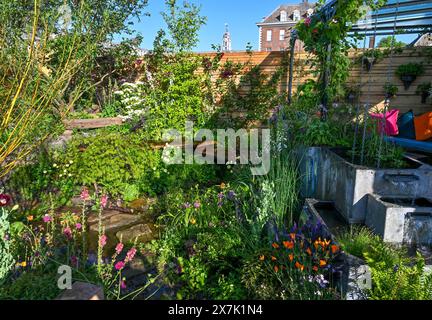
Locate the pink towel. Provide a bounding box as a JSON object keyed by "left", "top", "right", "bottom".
{"left": 369, "top": 109, "right": 400, "bottom": 136}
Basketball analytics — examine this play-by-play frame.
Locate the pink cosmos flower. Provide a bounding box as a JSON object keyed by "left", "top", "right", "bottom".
{"left": 99, "top": 235, "right": 108, "bottom": 248}
{"left": 75, "top": 223, "right": 82, "bottom": 230}
{"left": 42, "top": 215, "right": 52, "bottom": 223}
{"left": 126, "top": 248, "right": 137, "bottom": 262}
{"left": 63, "top": 227, "right": 72, "bottom": 240}
{"left": 80, "top": 187, "right": 90, "bottom": 201}
{"left": 100, "top": 195, "right": 108, "bottom": 208}
{"left": 115, "top": 243, "right": 124, "bottom": 255}
{"left": 115, "top": 261, "right": 125, "bottom": 271}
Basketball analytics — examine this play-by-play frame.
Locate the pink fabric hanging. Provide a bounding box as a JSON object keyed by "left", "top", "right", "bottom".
{"left": 369, "top": 109, "right": 400, "bottom": 136}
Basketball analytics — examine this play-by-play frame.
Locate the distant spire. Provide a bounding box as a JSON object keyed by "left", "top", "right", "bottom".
{"left": 222, "top": 23, "right": 232, "bottom": 52}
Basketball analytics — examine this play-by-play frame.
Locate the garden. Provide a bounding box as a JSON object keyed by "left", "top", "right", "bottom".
{"left": 1, "top": 0, "right": 432, "bottom": 301}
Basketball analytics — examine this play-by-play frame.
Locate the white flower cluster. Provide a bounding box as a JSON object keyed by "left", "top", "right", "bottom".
{"left": 114, "top": 81, "right": 149, "bottom": 121}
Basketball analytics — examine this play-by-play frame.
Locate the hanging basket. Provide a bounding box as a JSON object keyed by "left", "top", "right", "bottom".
{"left": 400, "top": 75, "right": 416, "bottom": 90}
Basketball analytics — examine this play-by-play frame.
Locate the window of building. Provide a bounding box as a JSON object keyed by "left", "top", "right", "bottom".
{"left": 279, "top": 29, "right": 285, "bottom": 41}
{"left": 266, "top": 47, "right": 272, "bottom": 52}
{"left": 293, "top": 10, "right": 301, "bottom": 21}
{"left": 280, "top": 10, "right": 287, "bottom": 22}
{"left": 266, "top": 30, "right": 272, "bottom": 42}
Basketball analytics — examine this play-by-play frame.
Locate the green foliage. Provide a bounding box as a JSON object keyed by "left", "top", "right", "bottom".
{"left": 337, "top": 225, "right": 432, "bottom": 300}
{"left": 395, "top": 63, "right": 425, "bottom": 77}
{"left": 0, "top": 207, "right": 15, "bottom": 284}
{"left": 0, "top": 269, "right": 61, "bottom": 300}
{"left": 62, "top": 131, "right": 162, "bottom": 197}
{"left": 384, "top": 82, "right": 398, "bottom": 97}
{"left": 416, "top": 82, "right": 432, "bottom": 95}
{"left": 378, "top": 36, "right": 406, "bottom": 49}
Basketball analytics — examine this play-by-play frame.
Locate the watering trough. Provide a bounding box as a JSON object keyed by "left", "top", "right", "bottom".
{"left": 297, "top": 147, "right": 432, "bottom": 224}
{"left": 299, "top": 199, "right": 371, "bottom": 300}
{"left": 366, "top": 194, "right": 432, "bottom": 246}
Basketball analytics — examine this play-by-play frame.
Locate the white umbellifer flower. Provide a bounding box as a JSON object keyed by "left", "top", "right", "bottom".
{"left": 68, "top": 174, "right": 72, "bottom": 177}
{"left": 43, "top": 170, "right": 47, "bottom": 174}
{"left": 69, "top": 160, "right": 73, "bottom": 164}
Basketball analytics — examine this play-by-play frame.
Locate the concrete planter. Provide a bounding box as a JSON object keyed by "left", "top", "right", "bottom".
{"left": 299, "top": 199, "right": 371, "bottom": 300}
{"left": 366, "top": 193, "right": 432, "bottom": 245}
{"left": 297, "top": 147, "right": 432, "bottom": 224}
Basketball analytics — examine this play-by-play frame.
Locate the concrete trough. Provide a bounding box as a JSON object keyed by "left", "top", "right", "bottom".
{"left": 299, "top": 199, "right": 371, "bottom": 300}
{"left": 366, "top": 193, "right": 432, "bottom": 245}
{"left": 297, "top": 147, "right": 432, "bottom": 224}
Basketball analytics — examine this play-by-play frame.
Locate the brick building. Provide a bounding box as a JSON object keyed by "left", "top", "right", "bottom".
{"left": 257, "top": 1, "right": 315, "bottom": 52}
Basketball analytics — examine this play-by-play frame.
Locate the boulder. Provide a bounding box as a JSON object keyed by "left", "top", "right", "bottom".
{"left": 56, "top": 281, "right": 104, "bottom": 300}
{"left": 89, "top": 213, "right": 141, "bottom": 232}
{"left": 116, "top": 223, "right": 153, "bottom": 243}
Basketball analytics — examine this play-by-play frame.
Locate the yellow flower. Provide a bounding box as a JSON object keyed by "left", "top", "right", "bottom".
{"left": 220, "top": 182, "right": 226, "bottom": 189}
{"left": 27, "top": 215, "right": 34, "bottom": 222}
{"left": 259, "top": 255, "right": 265, "bottom": 261}
{"left": 190, "top": 218, "right": 196, "bottom": 225}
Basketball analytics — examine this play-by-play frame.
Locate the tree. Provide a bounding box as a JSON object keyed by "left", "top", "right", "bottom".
{"left": 378, "top": 36, "right": 406, "bottom": 49}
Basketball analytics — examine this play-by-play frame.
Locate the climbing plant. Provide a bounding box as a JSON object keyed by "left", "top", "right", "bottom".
{"left": 296, "top": 0, "right": 387, "bottom": 106}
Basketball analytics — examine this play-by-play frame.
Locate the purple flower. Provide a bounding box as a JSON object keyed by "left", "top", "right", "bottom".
{"left": 183, "top": 202, "right": 192, "bottom": 209}
{"left": 42, "top": 215, "right": 52, "bottom": 223}
{"left": 0, "top": 194, "right": 11, "bottom": 207}
{"left": 194, "top": 201, "right": 201, "bottom": 209}
{"left": 75, "top": 223, "right": 82, "bottom": 230}
{"left": 227, "top": 191, "right": 236, "bottom": 200}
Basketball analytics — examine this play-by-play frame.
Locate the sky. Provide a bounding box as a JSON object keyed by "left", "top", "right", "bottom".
{"left": 116, "top": 0, "right": 417, "bottom": 52}
{"left": 116, "top": 0, "right": 300, "bottom": 52}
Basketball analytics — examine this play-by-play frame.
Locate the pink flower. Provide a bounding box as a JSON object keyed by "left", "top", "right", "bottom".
{"left": 42, "top": 214, "right": 52, "bottom": 223}
{"left": 115, "top": 243, "right": 124, "bottom": 255}
{"left": 194, "top": 201, "right": 201, "bottom": 209}
{"left": 63, "top": 227, "right": 72, "bottom": 240}
{"left": 120, "top": 280, "right": 127, "bottom": 289}
{"left": 75, "top": 223, "right": 82, "bottom": 230}
{"left": 0, "top": 194, "right": 11, "bottom": 207}
{"left": 125, "top": 248, "right": 137, "bottom": 262}
{"left": 305, "top": 17, "right": 312, "bottom": 27}
{"left": 80, "top": 187, "right": 90, "bottom": 201}
{"left": 99, "top": 235, "right": 108, "bottom": 248}
{"left": 100, "top": 195, "right": 108, "bottom": 208}
{"left": 115, "top": 261, "right": 125, "bottom": 271}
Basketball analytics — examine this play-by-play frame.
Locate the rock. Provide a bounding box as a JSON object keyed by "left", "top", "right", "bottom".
{"left": 116, "top": 223, "right": 153, "bottom": 243}
{"left": 56, "top": 281, "right": 104, "bottom": 300}
{"left": 87, "top": 209, "right": 122, "bottom": 225}
{"left": 123, "top": 256, "right": 150, "bottom": 279}
{"left": 336, "top": 253, "right": 372, "bottom": 300}
{"left": 128, "top": 198, "right": 157, "bottom": 212}
{"left": 89, "top": 214, "right": 141, "bottom": 232}
{"left": 48, "top": 130, "right": 73, "bottom": 150}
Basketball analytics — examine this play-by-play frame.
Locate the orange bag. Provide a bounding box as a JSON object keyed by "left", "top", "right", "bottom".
{"left": 414, "top": 112, "right": 432, "bottom": 141}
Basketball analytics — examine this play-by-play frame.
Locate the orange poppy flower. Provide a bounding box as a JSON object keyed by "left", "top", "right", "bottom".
{"left": 313, "top": 241, "right": 320, "bottom": 250}
{"left": 331, "top": 245, "right": 339, "bottom": 254}
{"left": 27, "top": 215, "right": 34, "bottom": 221}
{"left": 283, "top": 241, "right": 294, "bottom": 249}
{"left": 306, "top": 248, "right": 312, "bottom": 256}
{"left": 313, "top": 265, "right": 319, "bottom": 272}
{"left": 272, "top": 242, "right": 280, "bottom": 249}
{"left": 288, "top": 254, "right": 294, "bottom": 261}
{"left": 259, "top": 255, "right": 265, "bottom": 261}
{"left": 295, "top": 261, "right": 304, "bottom": 271}
{"left": 319, "top": 259, "right": 327, "bottom": 267}
{"left": 274, "top": 265, "right": 279, "bottom": 272}
{"left": 271, "top": 256, "right": 277, "bottom": 261}
{"left": 290, "top": 233, "right": 296, "bottom": 240}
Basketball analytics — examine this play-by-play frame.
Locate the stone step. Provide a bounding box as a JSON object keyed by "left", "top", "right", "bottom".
{"left": 89, "top": 213, "right": 141, "bottom": 233}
